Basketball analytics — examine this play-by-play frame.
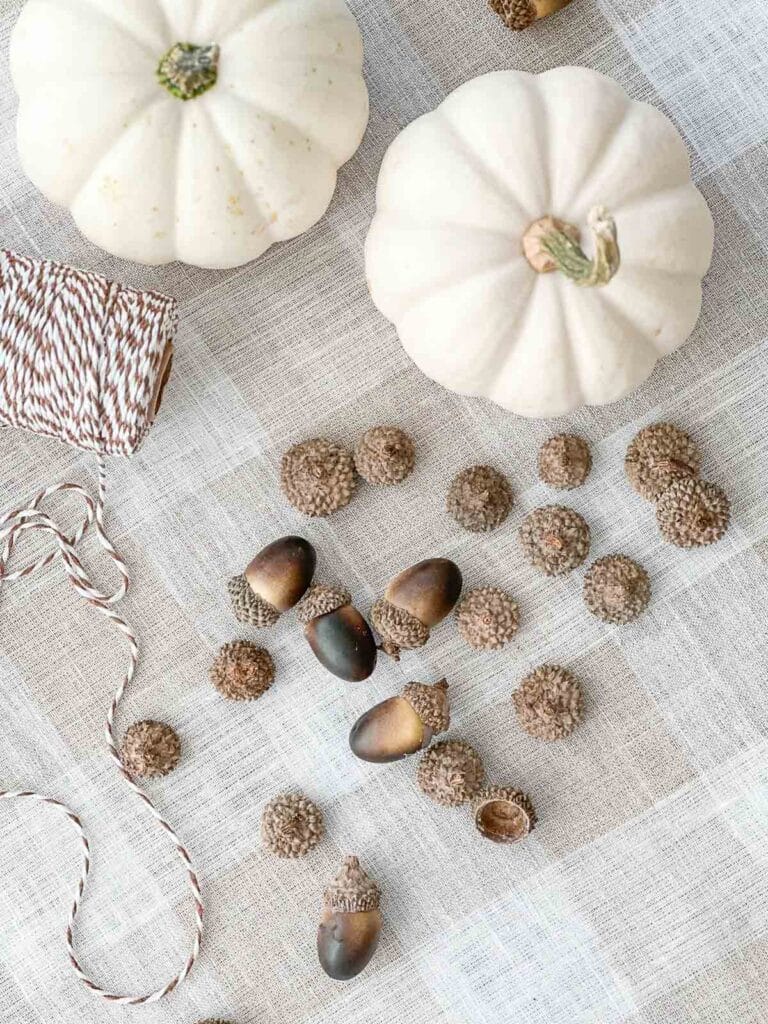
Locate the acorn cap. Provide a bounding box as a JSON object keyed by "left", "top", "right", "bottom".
{"left": 295, "top": 584, "right": 351, "bottom": 625}
{"left": 323, "top": 856, "right": 381, "bottom": 913}
{"left": 209, "top": 640, "right": 275, "bottom": 701}
{"left": 447, "top": 465, "right": 513, "bottom": 532}
{"left": 490, "top": 0, "right": 572, "bottom": 30}
{"left": 625, "top": 423, "right": 700, "bottom": 501}
{"left": 370, "top": 598, "right": 429, "bottom": 660}
{"left": 472, "top": 786, "right": 537, "bottom": 844}
{"left": 228, "top": 573, "right": 280, "bottom": 628}
{"left": 417, "top": 739, "right": 485, "bottom": 807}
{"left": 656, "top": 477, "right": 730, "bottom": 547}
{"left": 403, "top": 679, "right": 450, "bottom": 735}
{"left": 121, "top": 720, "right": 181, "bottom": 779}
{"left": 538, "top": 434, "right": 592, "bottom": 490}
{"left": 354, "top": 426, "right": 415, "bottom": 485}
{"left": 583, "top": 556, "right": 651, "bottom": 624}
{"left": 196, "top": 1019, "right": 235, "bottom": 1024}
{"left": 281, "top": 439, "right": 357, "bottom": 517}
{"left": 456, "top": 587, "right": 520, "bottom": 650}
{"left": 261, "top": 793, "right": 324, "bottom": 858}
{"left": 513, "top": 665, "right": 584, "bottom": 741}
{"left": 519, "top": 506, "right": 590, "bottom": 576}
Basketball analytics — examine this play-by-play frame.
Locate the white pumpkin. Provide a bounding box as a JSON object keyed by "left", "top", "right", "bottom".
{"left": 11, "top": 0, "right": 369, "bottom": 269}
{"left": 365, "top": 67, "right": 714, "bottom": 418}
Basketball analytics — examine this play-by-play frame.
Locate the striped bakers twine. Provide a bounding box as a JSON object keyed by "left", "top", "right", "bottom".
{"left": 0, "top": 251, "right": 204, "bottom": 1006}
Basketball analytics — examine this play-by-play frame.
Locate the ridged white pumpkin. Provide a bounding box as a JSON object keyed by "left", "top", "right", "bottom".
{"left": 11, "top": 0, "right": 369, "bottom": 269}
{"left": 365, "top": 67, "right": 714, "bottom": 418}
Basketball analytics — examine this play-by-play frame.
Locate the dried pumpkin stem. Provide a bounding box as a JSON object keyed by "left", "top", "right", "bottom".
{"left": 525, "top": 206, "right": 620, "bottom": 287}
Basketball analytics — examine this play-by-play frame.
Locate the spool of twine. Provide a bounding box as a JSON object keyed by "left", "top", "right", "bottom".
{"left": 0, "top": 250, "right": 203, "bottom": 1006}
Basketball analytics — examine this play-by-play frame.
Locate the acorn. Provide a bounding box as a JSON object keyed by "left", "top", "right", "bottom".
{"left": 281, "top": 438, "right": 357, "bottom": 517}
{"left": 472, "top": 786, "right": 537, "bottom": 844}
{"left": 354, "top": 426, "right": 415, "bottom": 485}
{"left": 625, "top": 423, "right": 700, "bottom": 501}
{"left": 317, "top": 856, "right": 382, "bottom": 981}
{"left": 656, "top": 477, "right": 730, "bottom": 548}
{"left": 349, "top": 679, "right": 450, "bottom": 763}
{"left": 261, "top": 793, "right": 324, "bottom": 858}
{"left": 121, "top": 720, "right": 181, "bottom": 779}
{"left": 296, "top": 584, "right": 377, "bottom": 681}
{"left": 228, "top": 536, "right": 316, "bottom": 627}
{"left": 490, "top": 0, "right": 573, "bottom": 31}
{"left": 371, "top": 558, "right": 463, "bottom": 660}
{"left": 417, "top": 739, "right": 485, "bottom": 806}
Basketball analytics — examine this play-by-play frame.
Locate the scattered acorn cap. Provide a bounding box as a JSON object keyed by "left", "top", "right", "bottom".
{"left": 121, "top": 720, "right": 181, "bottom": 779}
{"left": 583, "top": 555, "right": 651, "bottom": 624}
{"left": 472, "top": 786, "right": 536, "bottom": 844}
{"left": 519, "top": 505, "right": 590, "bottom": 576}
{"left": 281, "top": 438, "right": 357, "bottom": 517}
{"left": 229, "top": 536, "right": 316, "bottom": 627}
{"left": 317, "top": 856, "right": 382, "bottom": 981}
{"left": 455, "top": 587, "right": 519, "bottom": 650}
{"left": 513, "top": 665, "right": 584, "bottom": 741}
{"left": 538, "top": 434, "right": 591, "bottom": 490}
{"left": 625, "top": 423, "right": 700, "bottom": 501}
{"left": 261, "top": 793, "right": 324, "bottom": 858}
{"left": 296, "top": 584, "right": 377, "bottom": 682}
{"left": 490, "top": 0, "right": 573, "bottom": 31}
{"left": 371, "top": 558, "right": 463, "bottom": 660}
{"left": 447, "top": 465, "right": 514, "bottom": 533}
{"left": 417, "top": 739, "right": 484, "bottom": 807}
{"left": 349, "top": 679, "right": 450, "bottom": 763}
{"left": 354, "top": 426, "right": 415, "bottom": 485}
{"left": 209, "top": 640, "right": 275, "bottom": 701}
{"left": 196, "top": 1019, "right": 234, "bottom": 1024}
{"left": 656, "top": 477, "right": 731, "bottom": 547}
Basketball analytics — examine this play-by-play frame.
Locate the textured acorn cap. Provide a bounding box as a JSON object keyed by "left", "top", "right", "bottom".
{"left": 371, "top": 598, "right": 430, "bottom": 660}
{"left": 261, "top": 793, "right": 324, "bottom": 858}
{"left": 519, "top": 506, "right": 590, "bottom": 576}
{"left": 355, "top": 426, "right": 415, "bottom": 485}
{"left": 625, "top": 423, "right": 700, "bottom": 501}
{"left": 513, "top": 666, "right": 584, "bottom": 741}
{"left": 490, "top": 0, "right": 572, "bottom": 30}
{"left": 295, "top": 584, "right": 351, "bottom": 625}
{"left": 228, "top": 573, "right": 280, "bottom": 628}
{"left": 323, "top": 856, "right": 381, "bottom": 913}
{"left": 121, "top": 720, "right": 181, "bottom": 779}
{"left": 196, "top": 1019, "right": 235, "bottom": 1024}
{"left": 538, "top": 434, "right": 592, "bottom": 490}
{"left": 281, "top": 439, "right": 357, "bottom": 517}
{"left": 417, "top": 739, "right": 485, "bottom": 807}
{"left": 403, "top": 679, "right": 451, "bottom": 734}
{"left": 447, "top": 465, "right": 513, "bottom": 532}
{"left": 583, "top": 556, "right": 651, "bottom": 624}
{"left": 656, "top": 477, "right": 730, "bottom": 547}
{"left": 472, "top": 786, "right": 537, "bottom": 844}
{"left": 209, "top": 640, "right": 275, "bottom": 701}
{"left": 456, "top": 587, "right": 520, "bottom": 650}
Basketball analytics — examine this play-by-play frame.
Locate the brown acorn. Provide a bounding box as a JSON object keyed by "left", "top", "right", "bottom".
{"left": 472, "top": 786, "right": 537, "bottom": 844}
{"left": 296, "top": 585, "right": 377, "bottom": 681}
{"left": 490, "top": 0, "right": 573, "bottom": 31}
{"left": 228, "top": 536, "right": 316, "bottom": 627}
{"left": 317, "top": 856, "right": 382, "bottom": 981}
{"left": 349, "top": 679, "right": 450, "bottom": 762}
{"left": 371, "top": 558, "right": 463, "bottom": 660}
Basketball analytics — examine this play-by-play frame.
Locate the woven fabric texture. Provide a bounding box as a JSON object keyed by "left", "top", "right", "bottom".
{"left": 1, "top": 1, "right": 767, "bottom": 1023}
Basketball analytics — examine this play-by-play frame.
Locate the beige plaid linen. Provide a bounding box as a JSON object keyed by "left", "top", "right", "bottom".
{"left": 1, "top": 1, "right": 767, "bottom": 1022}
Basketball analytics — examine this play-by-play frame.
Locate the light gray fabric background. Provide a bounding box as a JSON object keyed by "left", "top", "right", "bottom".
{"left": 1, "top": 1, "right": 767, "bottom": 1022}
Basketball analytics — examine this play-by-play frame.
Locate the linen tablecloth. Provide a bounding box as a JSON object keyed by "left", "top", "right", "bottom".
{"left": 1, "top": 1, "right": 767, "bottom": 1022}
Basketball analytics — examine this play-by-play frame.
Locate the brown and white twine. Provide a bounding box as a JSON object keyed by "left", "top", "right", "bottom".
{"left": 0, "top": 250, "right": 204, "bottom": 1005}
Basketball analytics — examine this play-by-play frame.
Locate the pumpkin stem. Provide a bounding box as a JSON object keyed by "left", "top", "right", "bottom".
{"left": 523, "top": 207, "right": 620, "bottom": 287}
{"left": 157, "top": 43, "right": 220, "bottom": 101}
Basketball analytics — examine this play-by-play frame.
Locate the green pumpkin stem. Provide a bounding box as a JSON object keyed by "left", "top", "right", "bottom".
{"left": 157, "top": 42, "right": 220, "bottom": 101}
{"left": 541, "top": 207, "right": 620, "bottom": 287}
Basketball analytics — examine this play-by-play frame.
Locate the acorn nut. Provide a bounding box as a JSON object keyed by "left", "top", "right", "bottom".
{"left": 296, "top": 585, "right": 377, "bottom": 681}
{"left": 349, "top": 679, "right": 450, "bottom": 762}
{"left": 371, "top": 558, "right": 463, "bottom": 660}
{"left": 228, "top": 536, "right": 316, "bottom": 627}
{"left": 317, "top": 856, "right": 382, "bottom": 981}
{"left": 472, "top": 786, "right": 537, "bottom": 844}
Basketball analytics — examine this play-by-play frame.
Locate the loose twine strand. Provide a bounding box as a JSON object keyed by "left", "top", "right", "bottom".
{"left": 0, "top": 250, "right": 203, "bottom": 1006}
